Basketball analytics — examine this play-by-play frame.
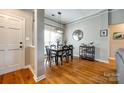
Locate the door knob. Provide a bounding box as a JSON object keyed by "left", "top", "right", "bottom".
{"left": 20, "top": 42, "right": 22, "bottom": 44}
{"left": 20, "top": 46, "right": 22, "bottom": 48}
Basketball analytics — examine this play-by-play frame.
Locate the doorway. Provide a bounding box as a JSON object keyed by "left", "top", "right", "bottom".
{"left": 109, "top": 23, "right": 124, "bottom": 59}
{"left": 0, "top": 13, "right": 25, "bottom": 75}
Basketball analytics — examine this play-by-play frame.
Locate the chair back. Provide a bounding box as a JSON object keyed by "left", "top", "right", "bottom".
{"left": 68, "top": 45, "right": 73, "bottom": 55}
{"left": 57, "top": 44, "right": 63, "bottom": 49}
{"left": 45, "top": 46, "right": 50, "bottom": 56}
{"left": 62, "top": 45, "right": 69, "bottom": 50}
{"left": 69, "top": 45, "right": 73, "bottom": 49}
{"left": 50, "top": 45, "right": 56, "bottom": 49}
{"left": 62, "top": 45, "right": 69, "bottom": 55}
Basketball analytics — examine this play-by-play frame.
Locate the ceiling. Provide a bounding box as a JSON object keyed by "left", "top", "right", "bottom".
{"left": 45, "top": 9, "right": 105, "bottom": 24}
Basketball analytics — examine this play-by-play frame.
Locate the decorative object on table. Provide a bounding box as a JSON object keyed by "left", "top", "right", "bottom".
{"left": 63, "top": 40, "right": 67, "bottom": 45}
{"left": 113, "top": 32, "right": 124, "bottom": 40}
{"left": 90, "top": 42, "right": 94, "bottom": 44}
{"left": 81, "top": 42, "right": 94, "bottom": 46}
{"left": 56, "top": 38, "right": 61, "bottom": 48}
{"left": 72, "top": 30, "right": 83, "bottom": 41}
{"left": 100, "top": 29, "right": 108, "bottom": 37}
{"left": 81, "top": 43, "right": 87, "bottom": 46}
{"left": 88, "top": 42, "right": 94, "bottom": 46}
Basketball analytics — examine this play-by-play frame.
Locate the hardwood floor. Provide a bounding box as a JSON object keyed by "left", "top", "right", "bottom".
{"left": 0, "top": 57, "right": 117, "bottom": 84}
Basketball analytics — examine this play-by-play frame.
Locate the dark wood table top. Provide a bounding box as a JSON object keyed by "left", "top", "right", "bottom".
{"left": 50, "top": 48, "right": 71, "bottom": 52}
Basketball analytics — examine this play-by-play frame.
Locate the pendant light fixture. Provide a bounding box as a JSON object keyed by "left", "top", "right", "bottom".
{"left": 56, "top": 11, "right": 62, "bottom": 48}
{"left": 57, "top": 11, "right": 62, "bottom": 32}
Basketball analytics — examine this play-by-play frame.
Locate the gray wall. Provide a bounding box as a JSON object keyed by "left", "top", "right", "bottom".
{"left": 65, "top": 11, "right": 109, "bottom": 62}
{"left": 109, "top": 9, "right": 124, "bottom": 25}
{"left": 34, "top": 9, "right": 45, "bottom": 77}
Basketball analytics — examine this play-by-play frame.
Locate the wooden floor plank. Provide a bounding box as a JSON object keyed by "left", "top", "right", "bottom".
{"left": 0, "top": 57, "right": 117, "bottom": 84}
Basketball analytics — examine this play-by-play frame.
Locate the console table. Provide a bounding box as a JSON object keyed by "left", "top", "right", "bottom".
{"left": 79, "top": 45, "right": 95, "bottom": 61}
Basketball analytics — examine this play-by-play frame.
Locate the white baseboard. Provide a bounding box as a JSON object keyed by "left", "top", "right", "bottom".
{"left": 109, "top": 57, "right": 115, "bottom": 60}
{"left": 24, "top": 65, "right": 30, "bottom": 69}
{"left": 0, "top": 64, "right": 24, "bottom": 75}
{"left": 74, "top": 55, "right": 79, "bottom": 57}
{"left": 73, "top": 55, "right": 109, "bottom": 63}
{"left": 73, "top": 54, "right": 108, "bottom": 63}
{"left": 24, "top": 65, "right": 36, "bottom": 77}
{"left": 95, "top": 59, "right": 109, "bottom": 63}
{"left": 33, "top": 74, "right": 46, "bottom": 82}
{"left": 24, "top": 65, "right": 45, "bottom": 82}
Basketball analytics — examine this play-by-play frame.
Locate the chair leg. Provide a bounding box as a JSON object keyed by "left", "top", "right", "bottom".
{"left": 49, "top": 59, "right": 51, "bottom": 67}
{"left": 46, "top": 56, "right": 49, "bottom": 62}
{"left": 49, "top": 57, "right": 52, "bottom": 67}
{"left": 60, "top": 56, "right": 63, "bottom": 65}
{"left": 46, "top": 58, "right": 48, "bottom": 63}
{"left": 66, "top": 56, "right": 69, "bottom": 63}
{"left": 49, "top": 61, "right": 51, "bottom": 67}
{"left": 71, "top": 55, "right": 73, "bottom": 60}
{"left": 67, "top": 56, "right": 69, "bottom": 62}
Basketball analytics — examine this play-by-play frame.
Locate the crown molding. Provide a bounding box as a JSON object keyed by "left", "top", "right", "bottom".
{"left": 45, "top": 16, "right": 65, "bottom": 25}
{"left": 45, "top": 9, "right": 120, "bottom": 25}
{"left": 67, "top": 9, "right": 120, "bottom": 24}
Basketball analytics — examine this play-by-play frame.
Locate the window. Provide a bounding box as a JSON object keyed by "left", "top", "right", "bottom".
{"left": 44, "top": 25, "right": 64, "bottom": 46}
{"left": 44, "top": 30, "right": 50, "bottom": 46}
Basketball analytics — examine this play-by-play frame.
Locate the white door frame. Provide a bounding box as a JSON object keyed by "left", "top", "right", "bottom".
{"left": 0, "top": 11, "right": 25, "bottom": 74}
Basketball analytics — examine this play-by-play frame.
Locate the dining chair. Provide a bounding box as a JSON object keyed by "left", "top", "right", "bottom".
{"left": 45, "top": 46, "right": 56, "bottom": 67}
{"left": 57, "top": 44, "right": 63, "bottom": 49}
{"left": 68, "top": 45, "right": 73, "bottom": 60}
{"left": 50, "top": 44, "right": 63, "bottom": 65}
{"left": 50, "top": 45, "right": 56, "bottom": 49}
{"left": 62, "top": 45, "right": 69, "bottom": 63}
{"left": 50, "top": 44, "right": 56, "bottom": 58}
{"left": 45, "top": 46, "right": 50, "bottom": 62}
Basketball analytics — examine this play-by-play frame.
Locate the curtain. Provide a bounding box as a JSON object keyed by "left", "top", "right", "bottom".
{"left": 44, "top": 25, "right": 64, "bottom": 46}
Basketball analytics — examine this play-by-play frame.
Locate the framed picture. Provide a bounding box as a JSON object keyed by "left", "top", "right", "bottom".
{"left": 100, "top": 29, "right": 108, "bottom": 37}
{"left": 113, "top": 32, "right": 124, "bottom": 40}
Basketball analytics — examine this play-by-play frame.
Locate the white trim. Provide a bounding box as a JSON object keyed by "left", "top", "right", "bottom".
{"left": 95, "top": 59, "right": 109, "bottom": 63}
{"left": 0, "top": 11, "right": 25, "bottom": 20}
{"left": 66, "top": 9, "right": 119, "bottom": 24}
{"left": 22, "top": 17, "right": 26, "bottom": 68}
{"left": 109, "top": 57, "right": 115, "bottom": 60}
{"left": 24, "top": 65, "right": 45, "bottom": 82}
{"left": 24, "top": 65, "right": 30, "bottom": 69}
{"left": 74, "top": 54, "right": 109, "bottom": 63}
{"left": 24, "top": 65, "right": 35, "bottom": 76}
{"left": 74, "top": 54, "right": 79, "bottom": 57}
{"left": 34, "top": 9, "right": 38, "bottom": 77}
{"left": 0, "top": 64, "right": 24, "bottom": 75}
{"left": 33, "top": 74, "right": 46, "bottom": 82}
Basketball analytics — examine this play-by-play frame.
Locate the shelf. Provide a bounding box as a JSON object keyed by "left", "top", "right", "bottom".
{"left": 79, "top": 45, "right": 95, "bottom": 61}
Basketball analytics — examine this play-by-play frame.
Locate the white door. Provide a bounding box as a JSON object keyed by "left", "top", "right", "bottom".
{"left": 0, "top": 13, "right": 25, "bottom": 75}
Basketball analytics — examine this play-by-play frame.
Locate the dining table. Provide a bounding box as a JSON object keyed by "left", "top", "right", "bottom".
{"left": 50, "top": 48, "right": 71, "bottom": 65}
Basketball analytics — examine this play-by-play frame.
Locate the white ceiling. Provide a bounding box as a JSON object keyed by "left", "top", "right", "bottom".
{"left": 45, "top": 9, "right": 105, "bottom": 24}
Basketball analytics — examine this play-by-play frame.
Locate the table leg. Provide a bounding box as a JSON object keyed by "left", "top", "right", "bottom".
{"left": 71, "top": 49, "right": 73, "bottom": 59}
{"left": 55, "top": 51, "right": 58, "bottom": 65}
